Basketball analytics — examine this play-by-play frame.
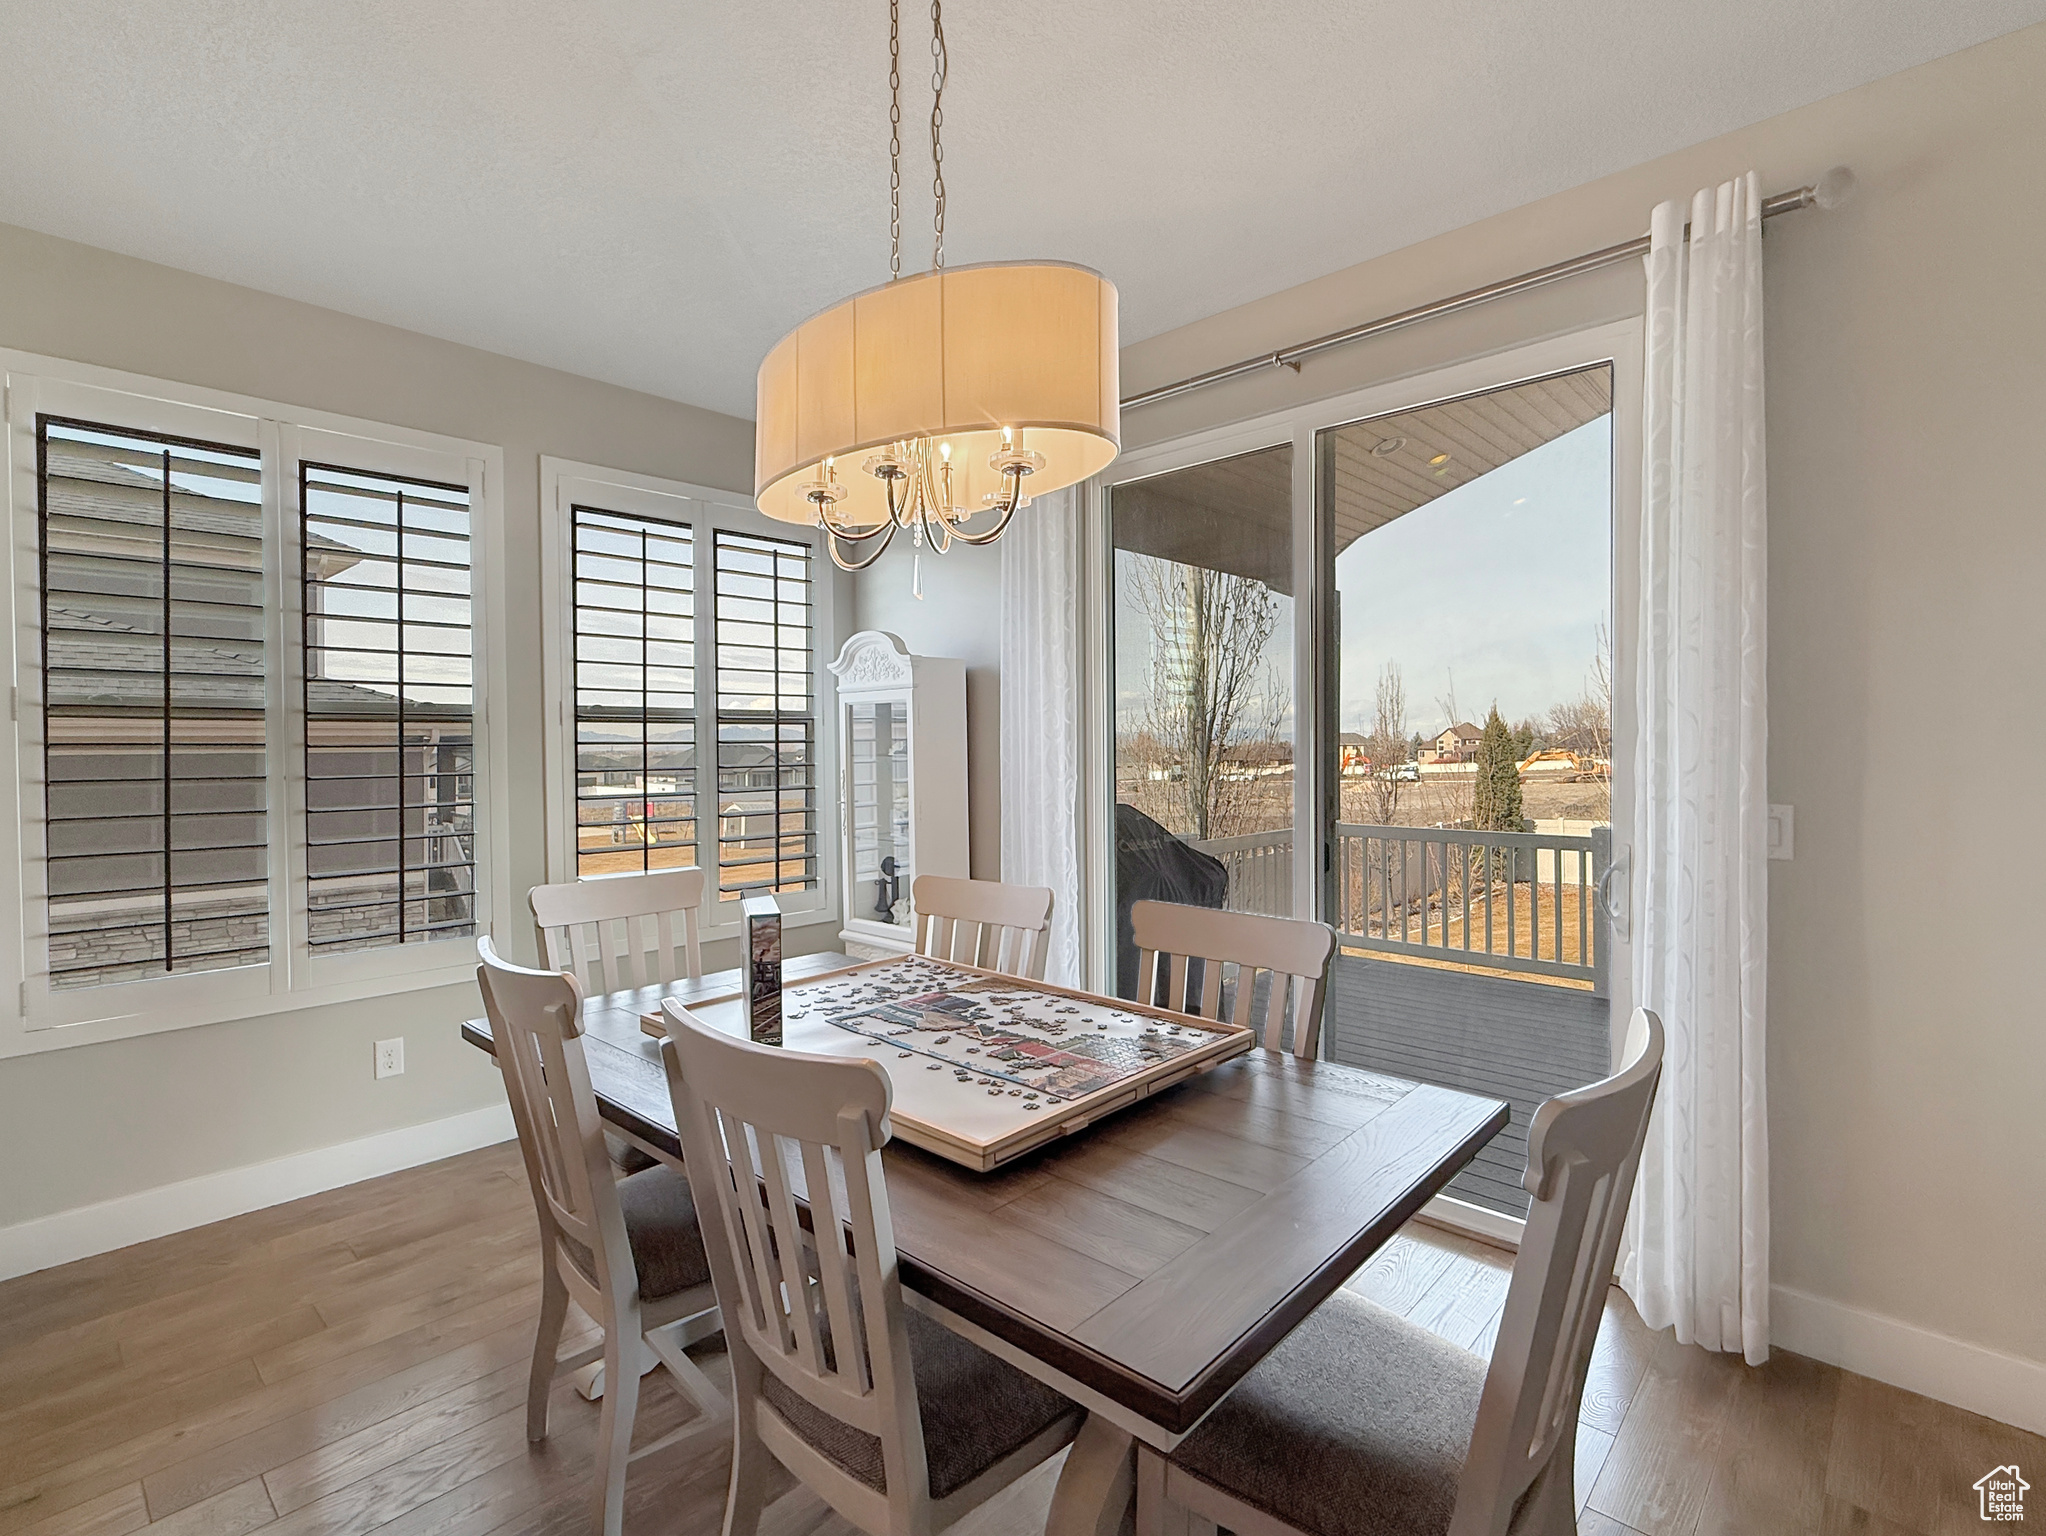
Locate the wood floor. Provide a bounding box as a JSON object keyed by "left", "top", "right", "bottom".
{"left": 2, "top": 1143, "right": 2038, "bottom": 1536}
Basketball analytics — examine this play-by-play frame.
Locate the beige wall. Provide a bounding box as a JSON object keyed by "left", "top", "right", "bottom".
{"left": 855, "top": 24, "right": 2046, "bottom": 1370}
{"left": 0, "top": 222, "right": 845, "bottom": 1230}
{"left": 850, "top": 538, "right": 1004, "bottom": 882}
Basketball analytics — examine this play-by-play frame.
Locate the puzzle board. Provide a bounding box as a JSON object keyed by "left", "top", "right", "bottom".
{"left": 652, "top": 954, "right": 1254, "bottom": 1170}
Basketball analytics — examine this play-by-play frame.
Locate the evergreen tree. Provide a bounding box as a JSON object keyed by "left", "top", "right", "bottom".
{"left": 1473, "top": 705, "right": 1525, "bottom": 831}
{"left": 1512, "top": 719, "right": 1536, "bottom": 763}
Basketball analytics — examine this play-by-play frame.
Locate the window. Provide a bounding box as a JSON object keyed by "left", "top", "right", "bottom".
{"left": 301, "top": 464, "right": 477, "bottom": 952}
{"left": 570, "top": 507, "right": 695, "bottom": 879}
{"left": 712, "top": 530, "right": 817, "bottom": 901}
{"left": 3, "top": 356, "right": 508, "bottom": 1048}
{"left": 38, "top": 419, "right": 269, "bottom": 990}
{"left": 542, "top": 460, "right": 832, "bottom": 929}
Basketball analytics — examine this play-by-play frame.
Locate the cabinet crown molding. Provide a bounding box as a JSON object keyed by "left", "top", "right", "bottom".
{"left": 829, "top": 629, "right": 918, "bottom": 692}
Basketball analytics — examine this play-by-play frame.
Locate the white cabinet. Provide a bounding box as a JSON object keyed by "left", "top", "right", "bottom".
{"left": 828, "top": 631, "right": 969, "bottom": 959}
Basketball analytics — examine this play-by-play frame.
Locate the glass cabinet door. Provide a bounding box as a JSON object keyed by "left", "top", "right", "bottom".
{"left": 847, "top": 699, "right": 911, "bottom": 926}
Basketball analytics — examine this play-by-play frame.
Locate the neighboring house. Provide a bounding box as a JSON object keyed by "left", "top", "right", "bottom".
{"left": 42, "top": 431, "right": 475, "bottom": 988}
{"left": 1219, "top": 740, "right": 1293, "bottom": 778}
{"left": 1421, "top": 721, "right": 1482, "bottom": 764}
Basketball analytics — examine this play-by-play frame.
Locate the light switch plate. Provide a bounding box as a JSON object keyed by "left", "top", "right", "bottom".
{"left": 1767, "top": 805, "right": 1794, "bottom": 861}
{"left": 374, "top": 1037, "right": 405, "bottom": 1079}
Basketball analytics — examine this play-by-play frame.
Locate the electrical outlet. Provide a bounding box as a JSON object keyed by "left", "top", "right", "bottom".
{"left": 374, "top": 1037, "right": 405, "bottom": 1079}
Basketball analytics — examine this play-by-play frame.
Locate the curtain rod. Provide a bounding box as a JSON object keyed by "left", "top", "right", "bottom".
{"left": 1121, "top": 169, "right": 1852, "bottom": 411}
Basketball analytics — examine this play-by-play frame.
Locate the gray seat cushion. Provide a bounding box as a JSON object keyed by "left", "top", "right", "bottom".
{"left": 760, "top": 1303, "right": 1078, "bottom": 1499}
{"left": 1170, "top": 1289, "right": 1487, "bottom": 1536}
{"left": 564, "top": 1165, "right": 712, "bottom": 1302}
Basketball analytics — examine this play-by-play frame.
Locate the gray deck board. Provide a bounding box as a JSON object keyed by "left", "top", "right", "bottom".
{"left": 1323, "top": 955, "right": 1611, "bottom": 1219}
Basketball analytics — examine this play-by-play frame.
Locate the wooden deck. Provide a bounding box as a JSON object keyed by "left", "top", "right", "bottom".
{"left": 1324, "top": 953, "right": 1612, "bottom": 1218}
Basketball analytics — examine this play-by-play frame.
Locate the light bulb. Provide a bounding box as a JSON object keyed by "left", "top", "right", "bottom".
{"left": 940, "top": 441, "right": 951, "bottom": 462}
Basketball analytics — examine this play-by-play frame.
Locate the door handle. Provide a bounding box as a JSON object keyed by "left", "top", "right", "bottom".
{"left": 1596, "top": 850, "right": 1630, "bottom": 941}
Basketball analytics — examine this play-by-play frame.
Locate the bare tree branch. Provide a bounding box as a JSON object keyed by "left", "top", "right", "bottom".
{"left": 1130, "top": 558, "right": 1284, "bottom": 841}
{"left": 1364, "top": 661, "right": 1408, "bottom": 824}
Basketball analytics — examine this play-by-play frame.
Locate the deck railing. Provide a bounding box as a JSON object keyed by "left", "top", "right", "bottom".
{"left": 1186, "top": 829, "right": 1295, "bottom": 919}
{"left": 1335, "top": 822, "right": 1611, "bottom": 993}
{"left": 1181, "top": 820, "right": 1611, "bottom": 992}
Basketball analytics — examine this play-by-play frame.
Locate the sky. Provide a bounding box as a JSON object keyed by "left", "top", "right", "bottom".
{"left": 1113, "top": 412, "right": 1611, "bottom": 741}
{"left": 1336, "top": 413, "right": 1611, "bottom": 738}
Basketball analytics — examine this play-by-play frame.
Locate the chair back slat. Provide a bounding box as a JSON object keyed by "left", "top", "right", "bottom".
{"left": 531, "top": 869, "right": 706, "bottom": 996}
{"left": 1448, "top": 1009, "right": 1666, "bottom": 1536}
{"left": 660, "top": 1004, "right": 927, "bottom": 1481}
{"left": 911, "top": 875, "right": 1054, "bottom": 981}
{"left": 477, "top": 940, "right": 634, "bottom": 1293}
{"left": 1130, "top": 901, "right": 1335, "bottom": 1059}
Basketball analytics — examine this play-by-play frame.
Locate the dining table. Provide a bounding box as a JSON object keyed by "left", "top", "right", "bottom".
{"left": 461, "top": 948, "right": 1509, "bottom": 1536}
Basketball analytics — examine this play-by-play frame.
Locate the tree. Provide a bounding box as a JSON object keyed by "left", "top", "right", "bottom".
{"left": 1132, "top": 558, "right": 1284, "bottom": 841}
{"left": 1472, "top": 705, "right": 1525, "bottom": 832}
{"left": 1363, "top": 661, "right": 1408, "bottom": 825}
{"left": 1511, "top": 719, "right": 1537, "bottom": 764}
{"left": 1546, "top": 621, "right": 1613, "bottom": 820}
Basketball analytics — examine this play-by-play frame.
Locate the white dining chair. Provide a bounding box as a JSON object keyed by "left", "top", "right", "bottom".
{"left": 911, "top": 874, "right": 1055, "bottom": 980}
{"left": 657, "top": 998, "right": 1083, "bottom": 1536}
{"left": 530, "top": 867, "right": 706, "bottom": 996}
{"left": 1130, "top": 899, "right": 1337, "bottom": 1058}
{"left": 1136, "top": 1008, "right": 1666, "bottom": 1536}
{"left": 477, "top": 938, "right": 728, "bottom": 1536}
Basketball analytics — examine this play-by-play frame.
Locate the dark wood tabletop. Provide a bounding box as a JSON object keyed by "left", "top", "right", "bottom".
{"left": 462, "top": 951, "right": 1508, "bottom": 1434}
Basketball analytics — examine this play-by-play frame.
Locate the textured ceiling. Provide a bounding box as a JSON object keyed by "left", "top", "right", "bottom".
{"left": 1, "top": 2, "right": 2039, "bottom": 420}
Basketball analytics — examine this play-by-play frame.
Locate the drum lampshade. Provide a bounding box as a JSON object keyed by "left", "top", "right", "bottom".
{"left": 754, "top": 260, "right": 1119, "bottom": 527}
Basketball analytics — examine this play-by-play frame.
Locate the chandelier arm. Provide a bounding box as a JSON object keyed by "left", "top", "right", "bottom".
{"left": 825, "top": 520, "right": 898, "bottom": 572}
{"left": 918, "top": 498, "right": 953, "bottom": 553}
{"left": 934, "top": 471, "right": 1025, "bottom": 545}
{"left": 817, "top": 503, "right": 895, "bottom": 542}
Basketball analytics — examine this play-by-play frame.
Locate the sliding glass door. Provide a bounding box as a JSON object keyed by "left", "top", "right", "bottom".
{"left": 1092, "top": 326, "right": 1640, "bottom": 1228}
{"left": 1317, "top": 364, "right": 1616, "bottom": 1219}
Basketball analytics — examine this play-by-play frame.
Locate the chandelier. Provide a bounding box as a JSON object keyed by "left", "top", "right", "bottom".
{"left": 753, "top": 0, "right": 1120, "bottom": 585}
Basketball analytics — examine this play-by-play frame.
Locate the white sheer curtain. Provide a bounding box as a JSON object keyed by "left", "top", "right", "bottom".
{"left": 999, "top": 487, "right": 1084, "bottom": 986}
{"left": 1621, "top": 172, "right": 1771, "bottom": 1365}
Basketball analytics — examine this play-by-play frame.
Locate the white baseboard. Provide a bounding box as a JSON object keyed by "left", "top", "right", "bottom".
{"left": 1418, "top": 1192, "right": 1526, "bottom": 1250}
{"left": 1772, "top": 1283, "right": 2046, "bottom": 1437}
{"left": 0, "top": 1102, "right": 516, "bottom": 1283}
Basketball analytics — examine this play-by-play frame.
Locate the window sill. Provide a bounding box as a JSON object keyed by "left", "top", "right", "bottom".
{"left": 3, "top": 955, "right": 482, "bottom": 1061}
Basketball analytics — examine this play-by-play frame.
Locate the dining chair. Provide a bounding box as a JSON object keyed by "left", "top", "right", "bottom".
{"left": 657, "top": 998, "right": 1083, "bottom": 1536}
{"left": 911, "top": 874, "right": 1055, "bottom": 979}
{"left": 530, "top": 866, "right": 707, "bottom": 996}
{"left": 1130, "top": 899, "right": 1338, "bottom": 1058}
{"left": 477, "top": 938, "right": 728, "bottom": 1536}
{"left": 1135, "top": 1007, "right": 1667, "bottom": 1536}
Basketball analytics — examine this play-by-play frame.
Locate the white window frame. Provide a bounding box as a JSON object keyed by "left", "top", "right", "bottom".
{"left": 538, "top": 457, "right": 837, "bottom": 936}
{"left": 0, "top": 351, "right": 512, "bottom": 1057}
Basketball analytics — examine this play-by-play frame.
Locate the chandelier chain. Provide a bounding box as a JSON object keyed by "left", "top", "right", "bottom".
{"left": 929, "top": 0, "right": 946, "bottom": 270}
{"left": 888, "top": 0, "right": 901, "bottom": 280}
